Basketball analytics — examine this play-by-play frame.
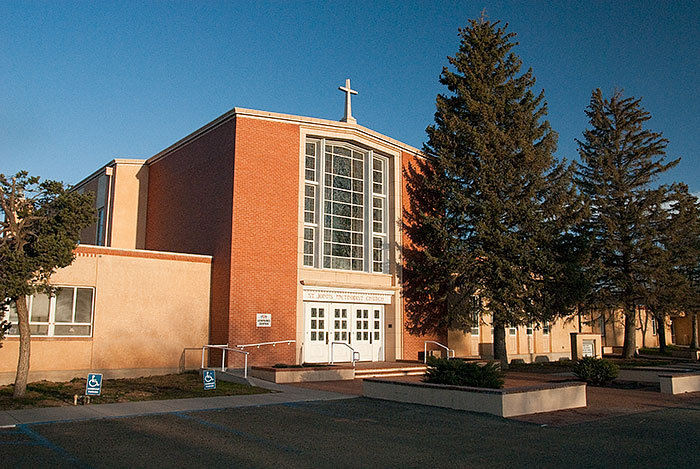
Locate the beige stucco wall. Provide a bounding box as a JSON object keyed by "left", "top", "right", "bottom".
{"left": 73, "top": 159, "right": 148, "bottom": 250}
{"left": 0, "top": 246, "right": 211, "bottom": 384}
{"left": 108, "top": 161, "right": 149, "bottom": 249}
{"left": 448, "top": 313, "right": 586, "bottom": 363}
{"left": 590, "top": 309, "right": 668, "bottom": 349}
{"left": 671, "top": 314, "right": 698, "bottom": 346}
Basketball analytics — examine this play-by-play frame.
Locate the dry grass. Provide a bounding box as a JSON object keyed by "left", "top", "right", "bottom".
{"left": 0, "top": 371, "right": 270, "bottom": 411}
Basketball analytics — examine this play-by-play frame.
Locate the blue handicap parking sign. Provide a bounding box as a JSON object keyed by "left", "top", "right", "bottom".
{"left": 203, "top": 369, "right": 216, "bottom": 390}
{"left": 86, "top": 373, "right": 103, "bottom": 396}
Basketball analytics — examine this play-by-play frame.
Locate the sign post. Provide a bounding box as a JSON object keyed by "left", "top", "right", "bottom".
{"left": 85, "top": 373, "right": 103, "bottom": 396}
{"left": 203, "top": 369, "right": 216, "bottom": 390}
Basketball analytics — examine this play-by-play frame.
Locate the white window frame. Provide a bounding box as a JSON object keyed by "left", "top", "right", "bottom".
{"left": 5, "top": 286, "right": 95, "bottom": 338}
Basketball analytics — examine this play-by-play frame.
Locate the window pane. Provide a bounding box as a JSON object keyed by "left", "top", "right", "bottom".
{"left": 30, "top": 324, "right": 49, "bottom": 335}
{"left": 54, "top": 325, "right": 91, "bottom": 336}
{"left": 8, "top": 302, "right": 18, "bottom": 323}
{"left": 74, "top": 288, "right": 93, "bottom": 323}
{"left": 30, "top": 294, "right": 50, "bottom": 322}
{"left": 55, "top": 288, "right": 74, "bottom": 323}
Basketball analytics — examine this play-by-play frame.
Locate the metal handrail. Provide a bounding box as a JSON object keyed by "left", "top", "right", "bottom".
{"left": 236, "top": 340, "right": 296, "bottom": 349}
{"left": 423, "top": 341, "right": 456, "bottom": 363}
{"left": 329, "top": 342, "right": 360, "bottom": 366}
{"left": 201, "top": 344, "right": 250, "bottom": 378}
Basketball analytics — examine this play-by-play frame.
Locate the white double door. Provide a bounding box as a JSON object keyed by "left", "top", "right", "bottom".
{"left": 304, "top": 302, "right": 384, "bottom": 363}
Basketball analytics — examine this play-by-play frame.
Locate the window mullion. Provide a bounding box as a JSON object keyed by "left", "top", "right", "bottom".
{"left": 364, "top": 150, "right": 372, "bottom": 272}
{"left": 318, "top": 139, "right": 326, "bottom": 268}
{"left": 48, "top": 295, "right": 56, "bottom": 336}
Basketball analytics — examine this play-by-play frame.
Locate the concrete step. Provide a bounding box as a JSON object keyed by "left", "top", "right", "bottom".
{"left": 355, "top": 367, "right": 426, "bottom": 379}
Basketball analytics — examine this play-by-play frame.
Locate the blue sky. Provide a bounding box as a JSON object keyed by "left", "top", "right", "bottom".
{"left": 1, "top": 1, "right": 698, "bottom": 194}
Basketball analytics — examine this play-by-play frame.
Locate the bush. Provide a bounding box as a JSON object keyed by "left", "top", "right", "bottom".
{"left": 423, "top": 357, "right": 504, "bottom": 389}
{"left": 573, "top": 357, "right": 619, "bottom": 385}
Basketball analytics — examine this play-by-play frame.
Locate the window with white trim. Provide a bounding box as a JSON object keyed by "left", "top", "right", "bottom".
{"left": 470, "top": 296, "right": 480, "bottom": 336}
{"left": 303, "top": 138, "right": 389, "bottom": 273}
{"left": 526, "top": 323, "right": 533, "bottom": 336}
{"left": 542, "top": 321, "right": 550, "bottom": 335}
{"left": 509, "top": 327, "right": 517, "bottom": 336}
{"left": 4, "top": 287, "right": 95, "bottom": 337}
{"left": 96, "top": 207, "right": 105, "bottom": 246}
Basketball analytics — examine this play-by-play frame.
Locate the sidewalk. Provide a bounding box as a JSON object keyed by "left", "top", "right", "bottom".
{"left": 0, "top": 377, "right": 354, "bottom": 427}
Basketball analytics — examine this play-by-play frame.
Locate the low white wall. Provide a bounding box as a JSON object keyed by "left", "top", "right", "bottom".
{"left": 659, "top": 373, "right": 700, "bottom": 394}
{"left": 251, "top": 366, "right": 355, "bottom": 383}
{"left": 617, "top": 367, "right": 698, "bottom": 385}
{"left": 363, "top": 379, "right": 586, "bottom": 418}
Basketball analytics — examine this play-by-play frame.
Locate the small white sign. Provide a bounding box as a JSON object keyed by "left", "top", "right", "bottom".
{"left": 582, "top": 341, "right": 595, "bottom": 358}
{"left": 256, "top": 313, "right": 271, "bottom": 327}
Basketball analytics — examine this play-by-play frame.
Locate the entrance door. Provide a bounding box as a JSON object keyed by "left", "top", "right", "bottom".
{"left": 351, "top": 305, "right": 384, "bottom": 361}
{"left": 304, "top": 303, "right": 329, "bottom": 363}
{"left": 304, "top": 302, "right": 385, "bottom": 363}
{"left": 370, "top": 305, "right": 384, "bottom": 361}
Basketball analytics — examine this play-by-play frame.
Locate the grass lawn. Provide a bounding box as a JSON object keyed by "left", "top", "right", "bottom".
{"left": 0, "top": 371, "right": 271, "bottom": 411}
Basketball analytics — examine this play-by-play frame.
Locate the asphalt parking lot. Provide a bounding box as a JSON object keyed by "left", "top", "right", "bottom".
{"left": 3, "top": 397, "right": 699, "bottom": 468}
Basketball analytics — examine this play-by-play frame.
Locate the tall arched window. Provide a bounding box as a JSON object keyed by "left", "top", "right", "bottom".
{"left": 303, "top": 138, "right": 388, "bottom": 273}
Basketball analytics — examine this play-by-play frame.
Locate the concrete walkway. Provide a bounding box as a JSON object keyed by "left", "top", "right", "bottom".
{"left": 0, "top": 377, "right": 354, "bottom": 428}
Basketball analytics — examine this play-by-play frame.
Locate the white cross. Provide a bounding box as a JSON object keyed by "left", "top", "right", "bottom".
{"left": 338, "top": 78, "right": 358, "bottom": 124}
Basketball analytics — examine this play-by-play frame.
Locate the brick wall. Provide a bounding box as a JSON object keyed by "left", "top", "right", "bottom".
{"left": 228, "top": 117, "right": 299, "bottom": 365}
{"left": 400, "top": 150, "right": 446, "bottom": 360}
{"left": 145, "top": 119, "right": 236, "bottom": 348}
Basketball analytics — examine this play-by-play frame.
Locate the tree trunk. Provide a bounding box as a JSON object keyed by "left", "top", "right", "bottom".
{"left": 657, "top": 316, "right": 667, "bottom": 353}
{"left": 690, "top": 312, "right": 698, "bottom": 351}
{"left": 13, "top": 297, "right": 31, "bottom": 398}
{"left": 493, "top": 325, "right": 508, "bottom": 370}
{"left": 622, "top": 308, "right": 637, "bottom": 358}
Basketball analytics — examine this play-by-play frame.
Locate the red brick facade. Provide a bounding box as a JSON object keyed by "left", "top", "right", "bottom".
{"left": 145, "top": 119, "right": 236, "bottom": 348}
{"left": 228, "top": 117, "right": 299, "bottom": 365}
{"left": 400, "top": 151, "right": 446, "bottom": 360}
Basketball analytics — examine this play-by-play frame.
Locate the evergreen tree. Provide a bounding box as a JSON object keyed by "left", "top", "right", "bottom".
{"left": 673, "top": 190, "right": 700, "bottom": 350}
{"left": 404, "top": 18, "right": 582, "bottom": 367}
{"left": 576, "top": 89, "right": 679, "bottom": 358}
{"left": 641, "top": 186, "right": 697, "bottom": 352}
{"left": 0, "top": 172, "right": 94, "bottom": 397}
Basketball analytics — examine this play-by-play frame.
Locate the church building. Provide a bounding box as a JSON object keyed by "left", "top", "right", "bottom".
{"left": 1, "top": 81, "right": 671, "bottom": 383}
{"left": 70, "top": 80, "right": 440, "bottom": 370}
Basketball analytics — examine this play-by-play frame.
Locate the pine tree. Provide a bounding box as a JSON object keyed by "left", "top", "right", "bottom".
{"left": 576, "top": 89, "right": 679, "bottom": 358}
{"left": 641, "top": 186, "right": 698, "bottom": 352}
{"left": 404, "top": 18, "right": 582, "bottom": 367}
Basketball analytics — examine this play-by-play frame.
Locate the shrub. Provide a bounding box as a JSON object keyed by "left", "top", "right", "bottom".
{"left": 423, "top": 357, "right": 504, "bottom": 389}
{"left": 573, "top": 357, "right": 619, "bottom": 385}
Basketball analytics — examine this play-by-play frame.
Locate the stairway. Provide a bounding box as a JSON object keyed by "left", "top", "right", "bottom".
{"left": 354, "top": 365, "right": 427, "bottom": 379}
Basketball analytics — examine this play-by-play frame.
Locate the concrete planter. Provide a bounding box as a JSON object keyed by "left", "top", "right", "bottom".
{"left": 363, "top": 379, "right": 586, "bottom": 418}
{"left": 251, "top": 365, "right": 355, "bottom": 383}
{"left": 659, "top": 372, "right": 700, "bottom": 394}
{"left": 616, "top": 367, "right": 698, "bottom": 385}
